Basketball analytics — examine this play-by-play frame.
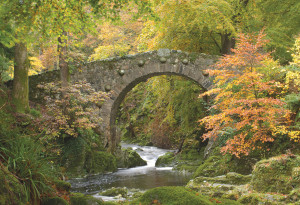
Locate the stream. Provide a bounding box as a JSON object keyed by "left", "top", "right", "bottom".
{"left": 69, "top": 143, "right": 192, "bottom": 201}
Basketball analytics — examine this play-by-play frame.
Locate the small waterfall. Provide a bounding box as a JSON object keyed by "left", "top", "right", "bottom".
{"left": 68, "top": 143, "right": 191, "bottom": 200}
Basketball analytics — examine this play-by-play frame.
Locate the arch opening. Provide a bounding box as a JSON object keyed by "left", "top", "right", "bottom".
{"left": 110, "top": 73, "right": 209, "bottom": 150}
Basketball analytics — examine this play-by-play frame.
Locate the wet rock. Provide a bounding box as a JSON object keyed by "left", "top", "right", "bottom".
{"left": 117, "top": 147, "right": 147, "bottom": 168}
{"left": 155, "top": 152, "right": 175, "bottom": 167}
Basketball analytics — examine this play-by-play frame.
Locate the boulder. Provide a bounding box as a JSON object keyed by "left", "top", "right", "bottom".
{"left": 117, "top": 148, "right": 147, "bottom": 168}
{"left": 251, "top": 154, "right": 300, "bottom": 194}
{"left": 155, "top": 152, "right": 175, "bottom": 167}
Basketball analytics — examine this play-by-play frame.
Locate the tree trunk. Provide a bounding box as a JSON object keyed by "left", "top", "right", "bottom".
{"left": 58, "top": 31, "right": 69, "bottom": 89}
{"left": 12, "top": 42, "right": 29, "bottom": 113}
{"left": 221, "top": 34, "right": 235, "bottom": 55}
{"left": 58, "top": 31, "right": 69, "bottom": 116}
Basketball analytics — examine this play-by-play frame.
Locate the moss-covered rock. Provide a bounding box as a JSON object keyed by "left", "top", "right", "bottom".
{"left": 225, "top": 172, "right": 252, "bottom": 185}
{"left": 155, "top": 152, "right": 175, "bottom": 167}
{"left": 54, "top": 180, "right": 71, "bottom": 192}
{"left": 131, "top": 186, "right": 240, "bottom": 205}
{"left": 62, "top": 137, "right": 87, "bottom": 177}
{"left": 41, "top": 197, "right": 68, "bottom": 205}
{"left": 189, "top": 172, "right": 251, "bottom": 187}
{"left": 117, "top": 148, "right": 147, "bottom": 168}
{"left": 237, "top": 192, "right": 287, "bottom": 204}
{"left": 70, "top": 193, "right": 104, "bottom": 205}
{"left": 100, "top": 187, "right": 128, "bottom": 198}
{"left": 155, "top": 148, "right": 205, "bottom": 173}
{"left": 237, "top": 193, "right": 261, "bottom": 204}
{"left": 193, "top": 149, "right": 254, "bottom": 178}
{"left": 85, "top": 151, "right": 117, "bottom": 174}
{"left": 251, "top": 154, "right": 300, "bottom": 194}
{"left": 132, "top": 186, "right": 212, "bottom": 205}
{"left": 0, "top": 166, "right": 26, "bottom": 205}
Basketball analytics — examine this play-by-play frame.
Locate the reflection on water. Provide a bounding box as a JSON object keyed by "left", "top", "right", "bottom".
{"left": 69, "top": 143, "right": 191, "bottom": 195}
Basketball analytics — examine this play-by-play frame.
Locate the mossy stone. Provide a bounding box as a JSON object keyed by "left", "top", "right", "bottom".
{"left": 62, "top": 137, "right": 87, "bottom": 177}
{"left": 155, "top": 152, "right": 175, "bottom": 167}
{"left": 225, "top": 172, "right": 252, "bottom": 185}
{"left": 237, "top": 193, "right": 261, "bottom": 204}
{"left": 100, "top": 187, "right": 128, "bottom": 198}
{"left": 193, "top": 149, "right": 253, "bottom": 178}
{"left": 54, "top": 180, "right": 71, "bottom": 192}
{"left": 251, "top": 155, "right": 300, "bottom": 194}
{"left": 41, "top": 197, "right": 68, "bottom": 205}
{"left": 191, "top": 172, "right": 251, "bottom": 186}
{"left": 70, "top": 193, "right": 104, "bottom": 205}
{"left": 132, "top": 186, "right": 213, "bottom": 205}
{"left": 131, "top": 186, "right": 240, "bottom": 205}
{"left": 193, "top": 155, "right": 228, "bottom": 177}
{"left": 117, "top": 148, "right": 147, "bottom": 168}
{"left": 85, "top": 151, "right": 117, "bottom": 174}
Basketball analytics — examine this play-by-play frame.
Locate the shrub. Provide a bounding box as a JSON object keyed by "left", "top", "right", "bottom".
{"left": 1, "top": 136, "right": 57, "bottom": 204}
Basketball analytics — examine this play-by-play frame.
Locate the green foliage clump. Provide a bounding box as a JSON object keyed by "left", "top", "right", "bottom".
{"left": 30, "top": 108, "right": 41, "bottom": 118}
{"left": 287, "top": 188, "right": 300, "bottom": 203}
{"left": 1, "top": 136, "right": 57, "bottom": 203}
{"left": 0, "top": 165, "right": 26, "bottom": 205}
{"left": 251, "top": 154, "right": 300, "bottom": 194}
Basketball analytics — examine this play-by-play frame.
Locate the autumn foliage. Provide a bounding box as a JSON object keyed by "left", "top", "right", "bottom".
{"left": 199, "top": 31, "right": 297, "bottom": 157}
{"left": 37, "top": 81, "right": 109, "bottom": 138}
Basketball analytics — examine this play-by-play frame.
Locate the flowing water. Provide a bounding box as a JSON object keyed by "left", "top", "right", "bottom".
{"left": 69, "top": 143, "right": 192, "bottom": 200}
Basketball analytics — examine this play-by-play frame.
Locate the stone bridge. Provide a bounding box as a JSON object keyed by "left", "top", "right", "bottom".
{"left": 28, "top": 49, "right": 218, "bottom": 150}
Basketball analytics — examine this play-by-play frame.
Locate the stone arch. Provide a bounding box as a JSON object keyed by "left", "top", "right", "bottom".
{"left": 72, "top": 49, "right": 217, "bottom": 150}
